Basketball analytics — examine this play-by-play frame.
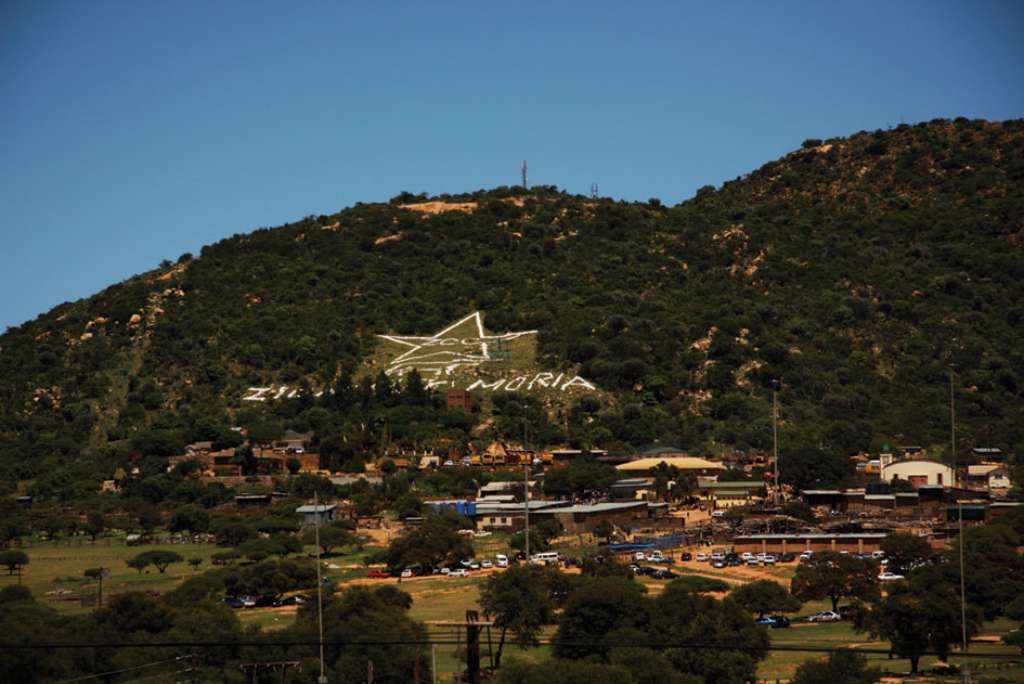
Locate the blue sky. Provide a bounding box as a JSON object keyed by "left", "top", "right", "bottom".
{"left": 2, "top": 1, "right": 1022, "bottom": 331}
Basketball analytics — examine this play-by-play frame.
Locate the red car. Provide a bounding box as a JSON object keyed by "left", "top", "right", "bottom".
{"left": 367, "top": 569, "right": 390, "bottom": 579}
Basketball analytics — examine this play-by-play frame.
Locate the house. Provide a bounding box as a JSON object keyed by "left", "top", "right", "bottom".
{"left": 235, "top": 494, "right": 271, "bottom": 509}
{"left": 966, "top": 464, "right": 1012, "bottom": 493}
{"left": 253, "top": 448, "right": 321, "bottom": 474}
{"left": 273, "top": 430, "right": 313, "bottom": 453}
{"left": 446, "top": 390, "right": 474, "bottom": 412}
{"left": 295, "top": 503, "right": 337, "bottom": 527}
{"left": 880, "top": 459, "right": 956, "bottom": 488}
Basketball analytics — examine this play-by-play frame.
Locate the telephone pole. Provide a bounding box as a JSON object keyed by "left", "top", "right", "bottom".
{"left": 771, "top": 379, "right": 781, "bottom": 506}
{"left": 521, "top": 160, "right": 528, "bottom": 189}
{"left": 952, "top": 368, "right": 970, "bottom": 684}
{"left": 466, "top": 611, "right": 481, "bottom": 684}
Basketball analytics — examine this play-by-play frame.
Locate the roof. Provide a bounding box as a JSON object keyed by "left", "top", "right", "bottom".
{"left": 802, "top": 489, "right": 843, "bottom": 496}
{"left": 968, "top": 464, "right": 1005, "bottom": 476}
{"left": 698, "top": 480, "right": 765, "bottom": 489}
{"left": 735, "top": 532, "right": 888, "bottom": 541}
{"left": 612, "top": 478, "right": 655, "bottom": 487}
{"left": 639, "top": 446, "right": 689, "bottom": 457}
{"left": 540, "top": 501, "right": 647, "bottom": 514}
{"left": 714, "top": 490, "right": 751, "bottom": 497}
{"left": 616, "top": 457, "right": 726, "bottom": 472}
{"left": 295, "top": 504, "right": 337, "bottom": 514}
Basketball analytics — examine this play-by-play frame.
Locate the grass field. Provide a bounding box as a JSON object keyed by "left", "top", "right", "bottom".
{"left": 0, "top": 536, "right": 223, "bottom": 614}
{"left": 10, "top": 537, "right": 1022, "bottom": 681}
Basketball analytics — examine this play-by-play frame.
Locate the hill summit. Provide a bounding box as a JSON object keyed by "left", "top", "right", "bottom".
{"left": 2, "top": 117, "right": 1023, "bottom": 496}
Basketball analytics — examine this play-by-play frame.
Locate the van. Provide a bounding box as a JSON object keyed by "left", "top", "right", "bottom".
{"left": 530, "top": 551, "right": 559, "bottom": 566}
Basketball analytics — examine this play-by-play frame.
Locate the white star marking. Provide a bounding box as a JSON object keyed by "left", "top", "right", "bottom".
{"left": 377, "top": 312, "right": 537, "bottom": 379}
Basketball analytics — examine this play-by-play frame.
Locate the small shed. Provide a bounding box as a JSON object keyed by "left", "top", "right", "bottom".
{"left": 295, "top": 503, "right": 338, "bottom": 528}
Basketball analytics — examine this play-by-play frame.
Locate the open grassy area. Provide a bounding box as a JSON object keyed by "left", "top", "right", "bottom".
{"left": 0, "top": 536, "right": 223, "bottom": 614}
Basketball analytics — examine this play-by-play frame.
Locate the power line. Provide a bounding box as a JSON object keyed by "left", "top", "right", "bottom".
{"left": 54, "top": 655, "right": 195, "bottom": 683}
{"left": 7, "top": 639, "right": 1021, "bottom": 660}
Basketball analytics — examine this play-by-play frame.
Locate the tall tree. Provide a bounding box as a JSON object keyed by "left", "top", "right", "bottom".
{"left": 791, "top": 551, "right": 879, "bottom": 612}
{"left": 479, "top": 565, "right": 556, "bottom": 668}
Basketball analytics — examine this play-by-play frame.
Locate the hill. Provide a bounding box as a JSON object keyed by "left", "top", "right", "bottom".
{"left": 2, "top": 117, "right": 1023, "bottom": 498}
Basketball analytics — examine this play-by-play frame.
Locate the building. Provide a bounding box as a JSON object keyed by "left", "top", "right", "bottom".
{"left": 531, "top": 501, "right": 650, "bottom": 534}
{"left": 446, "top": 390, "right": 474, "bottom": 412}
{"left": 473, "top": 500, "right": 569, "bottom": 530}
{"left": 966, "top": 464, "right": 1012, "bottom": 493}
{"left": 610, "top": 478, "right": 656, "bottom": 501}
{"left": 880, "top": 459, "right": 957, "bottom": 488}
{"left": 273, "top": 430, "right": 313, "bottom": 452}
{"left": 733, "top": 532, "right": 889, "bottom": 554}
{"left": 295, "top": 504, "right": 337, "bottom": 527}
{"left": 695, "top": 479, "right": 766, "bottom": 509}
{"left": 616, "top": 456, "right": 726, "bottom": 476}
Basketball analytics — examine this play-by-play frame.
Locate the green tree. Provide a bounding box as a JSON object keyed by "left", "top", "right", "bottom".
{"left": 302, "top": 524, "right": 358, "bottom": 556}
{"left": 0, "top": 549, "right": 28, "bottom": 576}
{"left": 791, "top": 551, "right": 879, "bottom": 612}
{"left": 859, "top": 582, "right": 981, "bottom": 674}
{"left": 792, "top": 651, "right": 879, "bottom": 684}
{"left": 384, "top": 515, "right": 473, "bottom": 570}
{"left": 493, "top": 660, "right": 636, "bottom": 684}
{"left": 553, "top": 577, "right": 650, "bottom": 660}
{"left": 479, "top": 565, "right": 556, "bottom": 667}
{"left": 729, "top": 579, "right": 801, "bottom": 618}
{"left": 879, "top": 532, "right": 932, "bottom": 575}
{"left": 129, "top": 550, "right": 183, "bottom": 574}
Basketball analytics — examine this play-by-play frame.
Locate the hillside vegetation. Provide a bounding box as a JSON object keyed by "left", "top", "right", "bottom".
{"left": 2, "top": 117, "right": 1023, "bottom": 498}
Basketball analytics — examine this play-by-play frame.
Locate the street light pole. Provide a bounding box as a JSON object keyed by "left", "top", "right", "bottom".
{"left": 952, "top": 369, "right": 969, "bottom": 684}
{"left": 771, "top": 380, "right": 780, "bottom": 506}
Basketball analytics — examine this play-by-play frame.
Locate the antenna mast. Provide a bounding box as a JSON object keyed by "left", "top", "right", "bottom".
{"left": 521, "top": 160, "right": 528, "bottom": 189}
{"left": 590, "top": 183, "right": 599, "bottom": 199}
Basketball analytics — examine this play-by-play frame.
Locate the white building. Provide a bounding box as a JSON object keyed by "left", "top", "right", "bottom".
{"left": 880, "top": 459, "right": 956, "bottom": 488}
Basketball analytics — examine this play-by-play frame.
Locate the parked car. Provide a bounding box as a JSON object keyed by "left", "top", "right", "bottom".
{"left": 756, "top": 615, "right": 791, "bottom": 628}
{"left": 799, "top": 551, "right": 813, "bottom": 561}
{"left": 367, "top": 569, "right": 390, "bottom": 579}
{"left": 634, "top": 552, "right": 647, "bottom": 561}
{"left": 712, "top": 560, "right": 726, "bottom": 569}
{"left": 711, "top": 510, "right": 725, "bottom": 518}
{"left": 878, "top": 571, "right": 905, "bottom": 581}
{"left": 275, "top": 595, "right": 306, "bottom": 607}
{"left": 649, "top": 550, "right": 665, "bottom": 562}
{"left": 495, "top": 554, "right": 509, "bottom": 568}
{"left": 871, "top": 550, "right": 886, "bottom": 560}
{"left": 740, "top": 552, "right": 755, "bottom": 561}
{"left": 223, "top": 597, "right": 245, "bottom": 609}
{"left": 711, "top": 551, "right": 725, "bottom": 561}
{"left": 681, "top": 552, "right": 693, "bottom": 561}
{"left": 762, "top": 555, "right": 777, "bottom": 566}
{"left": 696, "top": 552, "right": 710, "bottom": 562}
{"left": 807, "top": 611, "right": 841, "bottom": 623}
{"left": 480, "top": 560, "right": 493, "bottom": 569}
{"left": 449, "top": 568, "right": 469, "bottom": 578}
{"left": 653, "top": 569, "right": 679, "bottom": 580}
{"left": 779, "top": 553, "right": 796, "bottom": 563}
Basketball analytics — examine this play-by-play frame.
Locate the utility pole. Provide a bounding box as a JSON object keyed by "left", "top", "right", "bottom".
{"left": 523, "top": 461, "right": 531, "bottom": 561}
{"left": 771, "top": 379, "right": 780, "bottom": 506}
{"left": 314, "top": 492, "right": 328, "bottom": 684}
{"left": 466, "top": 611, "right": 481, "bottom": 684}
{"left": 521, "top": 160, "right": 528, "bottom": 189}
{"left": 952, "top": 368, "right": 970, "bottom": 684}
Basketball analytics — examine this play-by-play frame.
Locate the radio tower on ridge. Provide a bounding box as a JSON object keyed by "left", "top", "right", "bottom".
{"left": 590, "top": 183, "right": 599, "bottom": 199}
{"left": 521, "top": 160, "right": 528, "bottom": 189}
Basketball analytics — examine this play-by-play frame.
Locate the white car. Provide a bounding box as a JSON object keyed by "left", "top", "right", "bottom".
{"left": 634, "top": 552, "right": 646, "bottom": 561}
{"left": 807, "top": 611, "right": 841, "bottom": 623}
{"left": 449, "top": 568, "right": 469, "bottom": 578}
{"left": 871, "top": 550, "right": 886, "bottom": 560}
{"left": 762, "top": 555, "right": 777, "bottom": 566}
{"left": 878, "top": 571, "right": 905, "bottom": 581}
{"left": 400, "top": 569, "right": 414, "bottom": 578}
{"left": 649, "top": 550, "right": 665, "bottom": 562}
{"left": 495, "top": 554, "right": 509, "bottom": 568}
{"left": 711, "top": 551, "right": 725, "bottom": 561}
{"left": 740, "top": 552, "right": 755, "bottom": 561}
{"left": 480, "top": 560, "right": 493, "bottom": 569}
{"left": 799, "top": 551, "right": 813, "bottom": 561}
{"left": 696, "top": 552, "right": 710, "bottom": 562}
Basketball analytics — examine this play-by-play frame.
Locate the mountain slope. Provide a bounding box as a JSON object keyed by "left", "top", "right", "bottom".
{"left": 2, "top": 117, "right": 1023, "bottom": 494}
